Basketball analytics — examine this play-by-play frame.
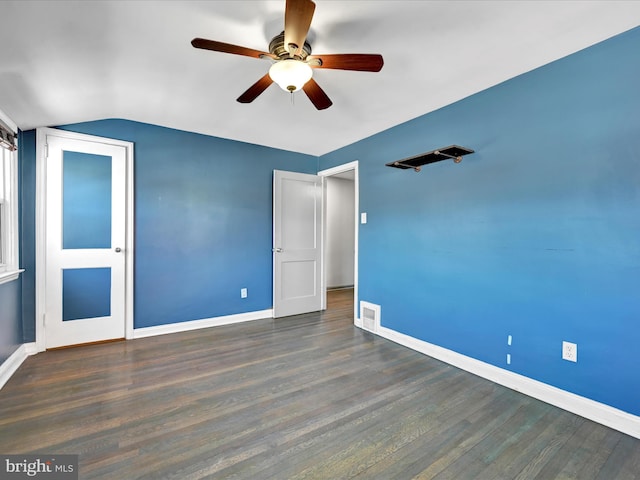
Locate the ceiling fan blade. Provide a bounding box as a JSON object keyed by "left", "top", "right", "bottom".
{"left": 284, "top": 0, "right": 316, "bottom": 57}
{"left": 307, "top": 54, "right": 384, "bottom": 72}
{"left": 191, "top": 38, "right": 275, "bottom": 60}
{"left": 302, "top": 78, "right": 332, "bottom": 110}
{"left": 237, "top": 74, "right": 274, "bottom": 103}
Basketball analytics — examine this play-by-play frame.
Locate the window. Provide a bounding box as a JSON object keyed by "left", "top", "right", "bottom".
{"left": 0, "top": 112, "right": 20, "bottom": 284}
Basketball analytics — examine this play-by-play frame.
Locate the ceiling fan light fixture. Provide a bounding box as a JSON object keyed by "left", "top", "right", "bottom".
{"left": 269, "top": 59, "right": 313, "bottom": 92}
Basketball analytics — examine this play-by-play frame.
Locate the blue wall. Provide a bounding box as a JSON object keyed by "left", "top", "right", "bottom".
{"left": 19, "top": 130, "right": 37, "bottom": 342}
{"left": 0, "top": 279, "right": 21, "bottom": 364}
{"left": 320, "top": 27, "right": 640, "bottom": 416}
{"left": 18, "top": 120, "right": 316, "bottom": 331}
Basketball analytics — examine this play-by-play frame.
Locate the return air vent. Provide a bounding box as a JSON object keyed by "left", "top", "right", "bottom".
{"left": 360, "top": 301, "right": 381, "bottom": 334}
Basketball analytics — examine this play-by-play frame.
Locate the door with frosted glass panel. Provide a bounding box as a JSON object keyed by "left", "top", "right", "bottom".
{"left": 44, "top": 135, "right": 127, "bottom": 348}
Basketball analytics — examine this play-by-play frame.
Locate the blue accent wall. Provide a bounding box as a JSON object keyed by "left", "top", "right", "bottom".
{"left": 0, "top": 279, "right": 22, "bottom": 364}
{"left": 319, "top": 27, "right": 640, "bottom": 416}
{"left": 62, "top": 151, "right": 112, "bottom": 249}
{"left": 62, "top": 268, "right": 112, "bottom": 321}
{"left": 18, "top": 120, "right": 316, "bottom": 331}
{"left": 19, "top": 129, "right": 37, "bottom": 343}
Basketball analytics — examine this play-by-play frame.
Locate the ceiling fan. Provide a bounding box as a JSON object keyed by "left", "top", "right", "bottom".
{"left": 191, "top": 0, "right": 384, "bottom": 110}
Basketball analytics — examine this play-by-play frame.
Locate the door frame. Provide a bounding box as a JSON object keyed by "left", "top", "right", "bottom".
{"left": 35, "top": 127, "right": 135, "bottom": 352}
{"left": 318, "top": 161, "right": 359, "bottom": 322}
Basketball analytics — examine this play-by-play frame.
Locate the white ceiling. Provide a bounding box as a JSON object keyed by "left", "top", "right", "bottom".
{"left": 1, "top": 1, "right": 639, "bottom": 156}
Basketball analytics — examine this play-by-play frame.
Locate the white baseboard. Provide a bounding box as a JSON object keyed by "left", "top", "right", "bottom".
{"left": 133, "top": 309, "right": 274, "bottom": 339}
{"left": 0, "top": 342, "right": 37, "bottom": 390}
{"left": 372, "top": 324, "right": 640, "bottom": 439}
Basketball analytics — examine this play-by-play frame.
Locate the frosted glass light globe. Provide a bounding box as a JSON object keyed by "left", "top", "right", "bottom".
{"left": 269, "top": 60, "right": 313, "bottom": 92}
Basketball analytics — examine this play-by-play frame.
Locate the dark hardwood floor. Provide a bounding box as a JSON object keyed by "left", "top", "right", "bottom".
{"left": 1, "top": 288, "right": 639, "bottom": 479}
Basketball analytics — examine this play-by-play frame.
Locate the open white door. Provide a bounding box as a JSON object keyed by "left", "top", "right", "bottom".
{"left": 273, "top": 170, "right": 322, "bottom": 318}
{"left": 37, "top": 129, "right": 134, "bottom": 349}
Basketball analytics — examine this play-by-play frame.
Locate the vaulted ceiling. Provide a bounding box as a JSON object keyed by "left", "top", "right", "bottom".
{"left": 1, "top": 1, "right": 639, "bottom": 156}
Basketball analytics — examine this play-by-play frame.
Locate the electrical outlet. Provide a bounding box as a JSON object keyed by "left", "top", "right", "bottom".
{"left": 241, "top": 288, "right": 247, "bottom": 299}
{"left": 562, "top": 341, "right": 577, "bottom": 362}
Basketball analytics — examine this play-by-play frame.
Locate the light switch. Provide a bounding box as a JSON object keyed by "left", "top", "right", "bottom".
{"left": 361, "top": 212, "right": 367, "bottom": 224}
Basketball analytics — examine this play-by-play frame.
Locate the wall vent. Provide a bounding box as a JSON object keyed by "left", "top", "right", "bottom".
{"left": 360, "top": 301, "right": 381, "bottom": 333}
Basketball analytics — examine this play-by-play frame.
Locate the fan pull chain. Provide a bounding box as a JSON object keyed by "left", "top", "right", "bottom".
{"left": 290, "top": 91, "right": 295, "bottom": 106}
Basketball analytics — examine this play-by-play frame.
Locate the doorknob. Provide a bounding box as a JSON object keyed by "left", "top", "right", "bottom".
{"left": 273, "top": 248, "right": 283, "bottom": 253}
{"left": 115, "top": 247, "right": 122, "bottom": 253}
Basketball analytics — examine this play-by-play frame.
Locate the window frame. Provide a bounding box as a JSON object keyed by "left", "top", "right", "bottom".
{"left": 0, "top": 108, "right": 22, "bottom": 285}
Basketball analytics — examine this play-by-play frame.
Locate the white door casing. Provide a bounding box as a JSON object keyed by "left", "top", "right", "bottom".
{"left": 36, "top": 128, "right": 134, "bottom": 350}
{"left": 273, "top": 170, "right": 323, "bottom": 318}
{"left": 318, "top": 161, "right": 359, "bottom": 321}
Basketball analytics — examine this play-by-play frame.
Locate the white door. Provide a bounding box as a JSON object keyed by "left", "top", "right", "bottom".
{"left": 273, "top": 170, "right": 322, "bottom": 317}
{"left": 42, "top": 131, "right": 131, "bottom": 348}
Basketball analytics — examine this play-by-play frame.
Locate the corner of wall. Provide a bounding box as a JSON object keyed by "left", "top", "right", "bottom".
{"left": 0, "top": 343, "right": 37, "bottom": 390}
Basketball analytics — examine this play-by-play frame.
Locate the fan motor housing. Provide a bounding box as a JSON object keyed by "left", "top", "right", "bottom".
{"left": 269, "top": 31, "right": 312, "bottom": 60}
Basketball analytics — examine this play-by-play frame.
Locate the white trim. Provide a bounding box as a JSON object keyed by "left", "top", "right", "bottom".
{"left": 0, "top": 343, "right": 37, "bottom": 390}
{"left": 373, "top": 324, "right": 640, "bottom": 439}
{"left": 0, "top": 135, "right": 20, "bottom": 280}
{"left": 0, "top": 268, "right": 24, "bottom": 285}
{"left": 319, "top": 177, "right": 327, "bottom": 311}
{"left": 133, "top": 309, "right": 274, "bottom": 339}
{"left": 318, "top": 161, "right": 359, "bottom": 324}
{"left": 35, "top": 129, "right": 46, "bottom": 351}
{"left": 35, "top": 128, "right": 135, "bottom": 352}
{"left": 0, "top": 107, "right": 18, "bottom": 133}
{"left": 124, "top": 137, "right": 135, "bottom": 340}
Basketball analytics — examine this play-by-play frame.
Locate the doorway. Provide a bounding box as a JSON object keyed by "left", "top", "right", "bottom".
{"left": 319, "top": 161, "right": 358, "bottom": 323}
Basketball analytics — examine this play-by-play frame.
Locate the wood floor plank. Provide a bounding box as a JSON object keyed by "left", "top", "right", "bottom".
{"left": 1, "top": 288, "right": 639, "bottom": 479}
{"left": 511, "top": 411, "right": 585, "bottom": 480}
{"left": 536, "top": 420, "right": 605, "bottom": 479}
{"left": 355, "top": 387, "right": 515, "bottom": 479}
{"left": 595, "top": 432, "right": 634, "bottom": 480}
